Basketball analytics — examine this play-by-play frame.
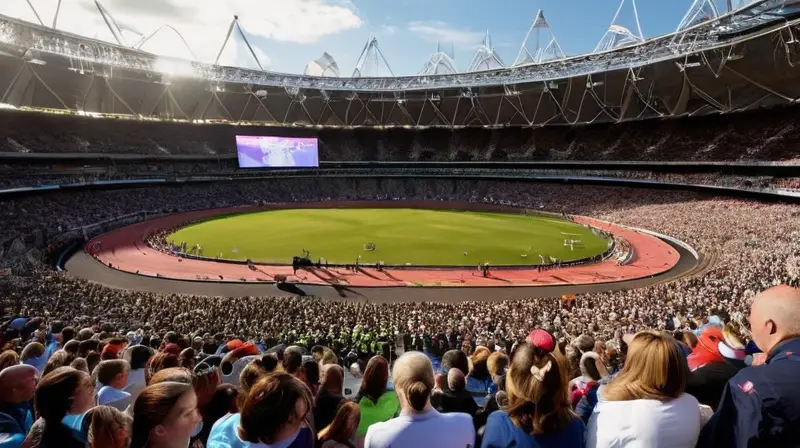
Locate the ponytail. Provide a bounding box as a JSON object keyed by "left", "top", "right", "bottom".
{"left": 406, "top": 380, "right": 431, "bottom": 412}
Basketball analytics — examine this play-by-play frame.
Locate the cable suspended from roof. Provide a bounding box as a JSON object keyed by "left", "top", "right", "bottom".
{"left": 594, "top": 0, "right": 644, "bottom": 53}
{"left": 676, "top": 0, "right": 720, "bottom": 31}
{"left": 467, "top": 30, "right": 505, "bottom": 72}
{"left": 214, "top": 16, "right": 267, "bottom": 71}
{"left": 352, "top": 35, "right": 394, "bottom": 77}
{"left": 419, "top": 42, "right": 458, "bottom": 75}
{"left": 514, "top": 9, "right": 566, "bottom": 66}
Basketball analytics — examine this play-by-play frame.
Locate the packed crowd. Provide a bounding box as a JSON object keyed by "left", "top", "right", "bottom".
{"left": 0, "top": 179, "right": 797, "bottom": 346}
{"left": 1, "top": 160, "right": 798, "bottom": 194}
{"left": 1, "top": 285, "right": 799, "bottom": 447}
{"left": 0, "top": 178, "right": 799, "bottom": 446}
{"left": 2, "top": 106, "right": 800, "bottom": 161}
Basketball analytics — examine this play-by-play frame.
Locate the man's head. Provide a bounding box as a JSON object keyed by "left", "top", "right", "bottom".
{"left": 440, "top": 350, "right": 468, "bottom": 378}
{"left": 447, "top": 368, "right": 466, "bottom": 392}
{"left": 96, "top": 359, "right": 130, "bottom": 389}
{"left": 0, "top": 364, "right": 38, "bottom": 404}
{"left": 749, "top": 285, "right": 800, "bottom": 354}
{"left": 124, "top": 345, "right": 154, "bottom": 371}
{"left": 310, "top": 346, "right": 324, "bottom": 362}
{"left": 283, "top": 346, "right": 304, "bottom": 376}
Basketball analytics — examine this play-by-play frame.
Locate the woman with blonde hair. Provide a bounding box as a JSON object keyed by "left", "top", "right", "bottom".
{"left": 364, "top": 352, "right": 473, "bottom": 448}
{"left": 88, "top": 405, "right": 133, "bottom": 448}
{"left": 586, "top": 331, "right": 701, "bottom": 447}
{"left": 481, "top": 343, "right": 584, "bottom": 447}
{"left": 318, "top": 401, "right": 360, "bottom": 448}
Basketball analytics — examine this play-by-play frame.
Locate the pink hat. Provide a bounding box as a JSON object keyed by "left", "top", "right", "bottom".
{"left": 527, "top": 329, "right": 555, "bottom": 353}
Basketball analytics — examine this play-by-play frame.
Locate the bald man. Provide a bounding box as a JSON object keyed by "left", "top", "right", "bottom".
{"left": 431, "top": 368, "right": 479, "bottom": 417}
{"left": 698, "top": 285, "right": 800, "bottom": 448}
{"left": 364, "top": 352, "right": 474, "bottom": 448}
{"left": 0, "top": 364, "right": 37, "bottom": 448}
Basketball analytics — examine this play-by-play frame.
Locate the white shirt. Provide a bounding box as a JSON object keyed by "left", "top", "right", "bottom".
{"left": 586, "top": 387, "right": 701, "bottom": 448}
{"left": 123, "top": 368, "right": 147, "bottom": 400}
{"left": 365, "top": 408, "right": 474, "bottom": 448}
{"left": 97, "top": 385, "right": 133, "bottom": 412}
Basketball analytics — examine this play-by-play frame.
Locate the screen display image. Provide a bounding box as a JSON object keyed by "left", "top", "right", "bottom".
{"left": 235, "top": 136, "right": 319, "bottom": 168}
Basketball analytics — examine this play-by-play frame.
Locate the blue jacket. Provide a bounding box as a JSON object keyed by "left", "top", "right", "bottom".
{"left": 697, "top": 337, "right": 800, "bottom": 447}
{"left": 480, "top": 410, "right": 584, "bottom": 448}
{"left": 0, "top": 402, "right": 33, "bottom": 448}
{"left": 574, "top": 372, "right": 619, "bottom": 423}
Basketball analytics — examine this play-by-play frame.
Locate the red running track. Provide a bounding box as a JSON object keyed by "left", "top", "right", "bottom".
{"left": 86, "top": 203, "right": 680, "bottom": 288}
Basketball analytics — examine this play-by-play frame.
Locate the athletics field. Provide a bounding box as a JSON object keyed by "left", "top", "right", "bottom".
{"left": 167, "top": 208, "right": 611, "bottom": 266}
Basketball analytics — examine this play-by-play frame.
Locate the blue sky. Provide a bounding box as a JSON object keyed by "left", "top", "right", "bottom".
{"left": 0, "top": 0, "right": 741, "bottom": 76}
{"left": 248, "top": 0, "right": 733, "bottom": 75}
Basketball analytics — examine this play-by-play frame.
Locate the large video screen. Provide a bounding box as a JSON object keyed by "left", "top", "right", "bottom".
{"left": 235, "top": 135, "right": 319, "bottom": 168}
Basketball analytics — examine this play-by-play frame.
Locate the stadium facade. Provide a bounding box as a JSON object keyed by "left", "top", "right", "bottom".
{"left": 0, "top": 0, "right": 799, "bottom": 127}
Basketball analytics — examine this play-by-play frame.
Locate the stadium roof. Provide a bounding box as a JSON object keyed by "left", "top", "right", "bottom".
{"left": 513, "top": 10, "right": 566, "bottom": 67}
{"left": 7, "top": 0, "right": 775, "bottom": 79}
{"left": 0, "top": 0, "right": 795, "bottom": 93}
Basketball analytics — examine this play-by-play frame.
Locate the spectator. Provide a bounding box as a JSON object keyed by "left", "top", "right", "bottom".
{"left": 585, "top": 331, "right": 701, "bottom": 447}
{"left": 687, "top": 327, "right": 725, "bottom": 371}
{"left": 364, "top": 352, "right": 474, "bottom": 448}
{"left": 355, "top": 356, "right": 398, "bottom": 439}
{"left": 698, "top": 285, "right": 800, "bottom": 447}
{"left": 41, "top": 351, "right": 71, "bottom": 378}
{"left": 320, "top": 349, "right": 338, "bottom": 367}
{"left": 440, "top": 350, "right": 469, "bottom": 388}
{"left": 87, "top": 405, "right": 132, "bottom": 448}
{"left": 302, "top": 360, "right": 320, "bottom": 397}
{"left": 0, "top": 352, "right": 20, "bottom": 372}
{"left": 147, "top": 352, "right": 179, "bottom": 381}
{"left": 569, "top": 352, "right": 608, "bottom": 407}
{"left": 238, "top": 359, "right": 269, "bottom": 395}
{"left": 20, "top": 343, "right": 46, "bottom": 375}
{"left": 130, "top": 381, "right": 201, "bottom": 448}
{"left": 315, "top": 364, "right": 345, "bottom": 432}
{"left": 685, "top": 329, "right": 743, "bottom": 410}
{"left": 85, "top": 353, "right": 101, "bottom": 376}
{"left": 282, "top": 346, "right": 304, "bottom": 378}
{"left": 195, "top": 384, "right": 239, "bottom": 447}
{"left": 95, "top": 360, "right": 133, "bottom": 411}
{"left": 0, "top": 365, "right": 37, "bottom": 448}
{"left": 318, "top": 402, "right": 360, "bottom": 448}
{"left": 149, "top": 367, "right": 192, "bottom": 386}
{"left": 467, "top": 346, "right": 493, "bottom": 395}
{"left": 526, "top": 329, "right": 555, "bottom": 353}
{"left": 123, "top": 345, "right": 152, "bottom": 400}
{"left": 311, "top": 346, "right": 325, "bottom": 363}
{"left": 22, "top": 367, "right": 95, "bottom": 448}
{"left": 207, "top": 373, "right": 313, "bottom": 448}
{"left": 431, "top": 368, "right": 478, "bottom": 417}
{"left": 475, "top": 351, "right": 509, "bottom": 428}
{"left": 481, "top": 344, "right": 584, "bottom": 448}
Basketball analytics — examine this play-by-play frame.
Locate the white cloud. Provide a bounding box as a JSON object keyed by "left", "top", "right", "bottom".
{"left": 407, "top": 20, "right": 484, "bottom": 49}
{"left": 0, "top": 0, "right": 361, "bottom": 66}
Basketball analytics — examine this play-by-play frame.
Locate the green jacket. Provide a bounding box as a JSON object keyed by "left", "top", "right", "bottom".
{"left": 356, "top": 391, "right": 400, "bottom": 436}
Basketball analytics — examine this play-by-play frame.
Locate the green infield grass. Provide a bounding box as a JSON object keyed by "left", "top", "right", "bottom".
{"left": 167, "top": 208, "right": 611, "bottom": 266}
